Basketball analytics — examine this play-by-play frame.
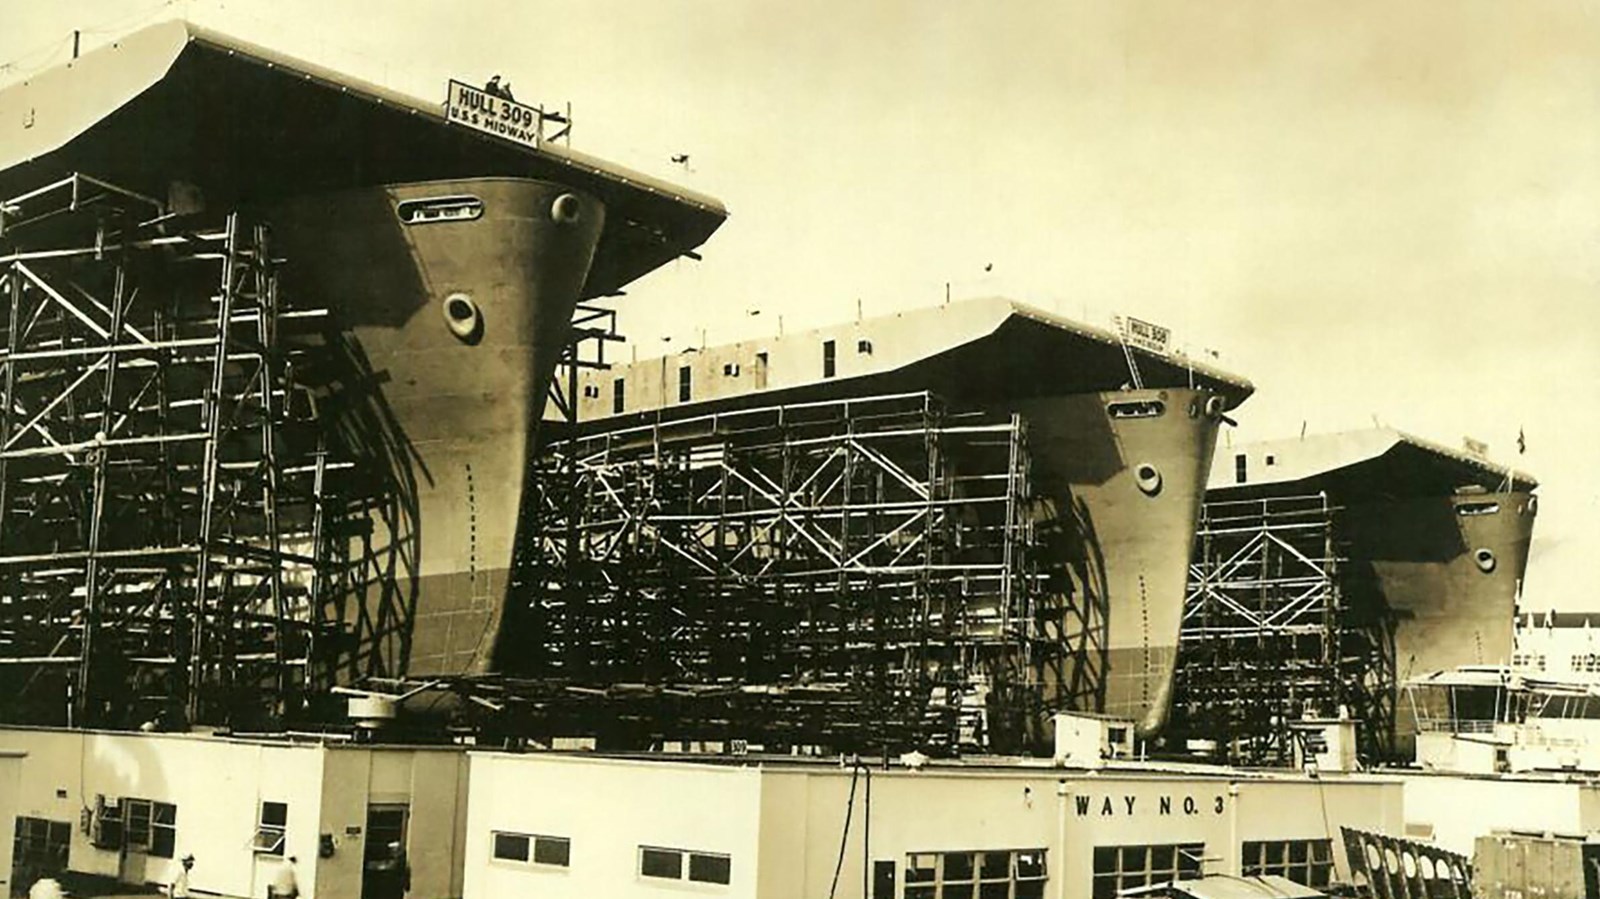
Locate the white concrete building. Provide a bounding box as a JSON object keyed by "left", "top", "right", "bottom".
{"left": 0, "top": 727, "right": 467, "bottom": 899}
{"left": 463, "top": 752, "right": 1404, "bottom": 899}
{"left": 1399, "top": 772, "right": 1600, "bottom": 857}
{"left": 0, "top": 749, "right": 23, "bottom": 897}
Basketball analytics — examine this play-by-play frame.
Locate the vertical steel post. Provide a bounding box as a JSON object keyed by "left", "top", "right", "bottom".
{"left": 252, "top": 224, "right": 290, "bottom": 715}
{"left": 0, "top": 265, "right": 20, "bottom": 553}
{"left": 76, "top": 244, "right": 127, "bottom": 724}
{"left": 188, "top": 213, "right": 239, "bottom": 723}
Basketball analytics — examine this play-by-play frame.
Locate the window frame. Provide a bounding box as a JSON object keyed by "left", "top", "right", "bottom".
{"left": 253, "top": 800, "right": 288, "bottom": 856}
{"left": 903, "top": 848, "right": 1048, "bottom": 899}
{"left": 490, "top": 829, "right": 570, "bottom": 870}
{"left": 1241, "top": 839, "right": 1334, "bottom": 888}
{"left": 150, "top": 802, "right": 177, "bottom": 859}
{"left": 124, "top": 798, "right": 153, "bottom": 850}
{"left": 90, "top": 796, "right": 124, "bottom": 850}
{"left": 823, "top": 339, "right": 837, "bottom": 378}
{"left": 639, "top": 844, "right": 732, "bottom": 886}
{"left": 13, "top": 816, "right": 72, "bottom": 882}
{"left": 1091, "top": 842, "right": 1203, "bottom": 899}
{"left": 678, "top": 365, "right": 692, "bottom": 403}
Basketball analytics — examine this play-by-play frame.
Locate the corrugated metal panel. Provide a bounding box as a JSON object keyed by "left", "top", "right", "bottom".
{"left": 1472, "top": 832, "right": 1587, "bottom": 899}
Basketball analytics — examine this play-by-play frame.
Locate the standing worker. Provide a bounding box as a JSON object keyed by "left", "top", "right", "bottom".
{"left": 168, "top": 854, "right": 194, "bottom": 898}
{"left": 269, "top": 856, "right": 300, "bottom": 899}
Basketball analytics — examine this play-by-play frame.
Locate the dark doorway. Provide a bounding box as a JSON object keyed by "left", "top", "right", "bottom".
{"left": 360, "top": 804, "right": 410, "bottom": 899}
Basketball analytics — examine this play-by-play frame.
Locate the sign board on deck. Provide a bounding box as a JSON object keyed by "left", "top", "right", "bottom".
{"left": 1114, "top": 315, "right": 1172, "bottom": 356}
{"left": 445, "top": 79, "right": 542, "bottom": 149}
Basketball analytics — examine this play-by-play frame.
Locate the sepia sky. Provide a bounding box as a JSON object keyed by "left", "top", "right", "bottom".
{"left": 4, "top": 1, "right": 1597, "bottom": 610}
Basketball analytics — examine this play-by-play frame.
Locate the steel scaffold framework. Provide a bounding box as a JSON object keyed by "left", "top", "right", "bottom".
{"left": 1173, "top": 493, "right": 1394, "bottom": 763}
{"left": 506, "top": 390, "right": 1072, "bottom": 753}
{"left": 0, "top": 173, "right": 339, "bottom": 729}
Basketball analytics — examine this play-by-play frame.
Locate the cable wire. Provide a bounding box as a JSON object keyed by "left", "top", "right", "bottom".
{"left": 827, "top": 761, "right": 861, "bottom": 899}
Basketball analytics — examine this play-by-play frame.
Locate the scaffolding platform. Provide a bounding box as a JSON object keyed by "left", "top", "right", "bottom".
{"left": 1172, "top": 493, "right": 1395, "bottom": 764}
{"left": 508, "top": 390, "right": 1073, "bottom": 753}
{"left": 0, "top": 173, "right": 341, "bottom": 729}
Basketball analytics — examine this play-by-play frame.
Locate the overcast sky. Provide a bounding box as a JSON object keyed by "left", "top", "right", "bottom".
{"left": 4, "top": 0, "right": 1597, "bottom": 609}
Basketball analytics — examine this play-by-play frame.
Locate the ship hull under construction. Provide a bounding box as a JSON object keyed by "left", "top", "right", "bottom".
{"left": 0, "top": 20, "right": 726, "bottom": 726}
{"left": 518, "top": 300, "right": 1252, "bottom": 750}
{"left": 1014, "top": 389, "right": 1223, "bottom": 736}
{"left": 1349, "top": 490, "right": 1536, "bottom": 678}
{"left": 1179, "top": 429, "right": 1538, "bottom": 762}
{"left": 1347, "top": 489, "right": 1537, "bottom": 752}
{"left": 270, "top": 177, "right": 606, "bottom": 681}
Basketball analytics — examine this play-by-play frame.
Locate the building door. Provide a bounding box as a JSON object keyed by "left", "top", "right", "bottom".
{"left": 360, "top": 804, "right": 410, "bottom": 899}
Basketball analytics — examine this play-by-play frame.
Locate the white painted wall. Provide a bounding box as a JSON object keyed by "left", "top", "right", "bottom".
{"left": 0, "top": 752, "right": 23, "bottom": 897}
{"left": 464, "top": 753, "right": 763, "bottom": 899}
{"left": 315, "top": 745, "right": 470, "bottom": 899}
{"left": 1401, "top": 773, "right": 1600, "bottom": 856}
{"left": 1, "top": 727, "right": 324, "bottom": 897}
{"left": 0, "top": 728, "right": 469, "bottom": 899}
{"left": 466, "top": 753, "right": 1404, "bottom": 899}
{"left": 764, "top": 769, "right": 1401, "bottom": 899}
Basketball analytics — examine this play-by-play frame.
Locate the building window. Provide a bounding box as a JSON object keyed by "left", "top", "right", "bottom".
{"left": 1242, "top": 839, "right": 1333, "bottom": 888}
{"left": 722, "top": 362, "right": 741, "bottom": 376}
{"left": 690, "top": 853, "right": 732, "bottom": 884}
{"left": 1234, "top": 454, "right": 1247, "bottom": 484}
{"left": 125, "top": 799, "right": 152, "bottom": 850}
{"left": 492, "top": 830, "right": 570, "bottom": 868}
{"left": 1265, "top": 454, "right": 1276, "bottom": 466}
{"left": 857, "top": 339, "right": 873, "bottom": 355}
{"left": 254, "top": 801, "right": 288, "bottom": 855}
{"left": 640, "top": 847, "right": 682, "bottom": 879}
{"left": 116, "top": 797, "right": 175, "bottom": 856}
{"left": 493, "top": 833, "right": 530, "bottom": 862}
{"left": 582, "top": 383, "right": 600, "bottom": 399}
{"left": 90, "top": 796, "right": 123, "bottom": 849}
{"left": 1092, "top": 843, "right": 1202, "bottom": 899}
{"left": 905, "top": 849, "right": 1048, "bottom": 899}
{"left": 678, "top": 365, "right": 692, "bottom": 403}
{"left": 151, "top": 802, "right": 177, "bottom": 858}
{"left": 823, "top": 339, "right": 837, "bottom": 378}
{"left": 612, "top": 377, "right": 625, "bottom": 414}
{"left": 640, "top": 846, "right": 732, "bottom": 885}
{"left": 13, "top": 817, "right": 71, "bottom": 887}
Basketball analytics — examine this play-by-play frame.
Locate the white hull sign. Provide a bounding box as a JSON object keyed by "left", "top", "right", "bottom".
{"left": 1115, "top": 315, "right": 1172, "bottom": 356}
{"left": 446, "top": 80, "right": 541, "bottom": 149}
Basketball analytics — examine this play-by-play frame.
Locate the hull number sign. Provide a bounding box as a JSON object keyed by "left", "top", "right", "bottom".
{"left": 1115, "top": 315, "right": 1172, "bottom": 356}
{"left": 446, "top": 80, "right": 541, "bottom": 148}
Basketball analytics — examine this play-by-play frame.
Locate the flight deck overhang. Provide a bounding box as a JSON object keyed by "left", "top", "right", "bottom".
{"left": 1210, "top": 427, "right": 1538, "bottom": 498}
{"left": 911, "top": 297, "right": 1254, "bottom": 407}
{"left": 567, "top": 295, "right": 1254, "bottom": 429}
{"left": 0, "top": 19, "right": 727, "bottom": 298}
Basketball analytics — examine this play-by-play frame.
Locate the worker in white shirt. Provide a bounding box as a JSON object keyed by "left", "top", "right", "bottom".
{"left": 269, "top": 855, "right": 301, "bottom": 899}
{"left": 168, "top": 854, "right": 194, "bottom": 898}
